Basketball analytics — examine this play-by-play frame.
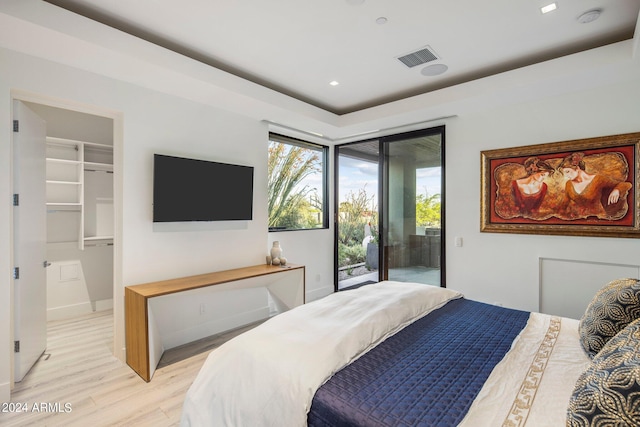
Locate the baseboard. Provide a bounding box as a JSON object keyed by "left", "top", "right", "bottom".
{"left": 306, "top": 286, "right": 334, "bottom": 303}
{"left": 47, "top": 302, "right": 93, "bottom": 321}
{"left": 47, "top": 298, "right": 114, "bottom": 321}
{"left": 162, "top": 307, "right": 270, "bottom": 350}
{"left": 93, "top": 298, "right": 113, "bottom": 312}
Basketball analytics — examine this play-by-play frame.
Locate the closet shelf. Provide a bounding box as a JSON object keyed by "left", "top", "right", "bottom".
{"left": 46, "top": 136, "right": 112, "bottom": 149}
{"left": 46, "top": 203, "right": 82, "bottom": 213}
{"left": 84, "top": 236, "right": 114, "bottom": 241}
{"left": 47, "top": 202, "right": 81, "bottom": 206}
{"left": 46, "top": 180, "right": 81, "bottom": 185}
{"left": 46, "top": 136, "right": 113, "bottom": 250}
{"left": 46, "top": 157, "right": 81, "bottom": 165}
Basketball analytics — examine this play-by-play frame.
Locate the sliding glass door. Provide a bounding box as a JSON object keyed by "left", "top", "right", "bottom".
{"left": 335, "top": 126, "right": 445, "bottom": 290}
{"left": 381, "top": 128, "right": 444, "bottom": 286}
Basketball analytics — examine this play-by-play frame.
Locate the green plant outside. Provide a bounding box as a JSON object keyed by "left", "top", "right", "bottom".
{"left": 338, "top": 188, "right": 441, "bottom": 269}
{"left": 268, "top": 141, "right": 323, "bottom": 229}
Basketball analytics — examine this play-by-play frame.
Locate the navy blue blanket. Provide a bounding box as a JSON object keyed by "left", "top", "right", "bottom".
{"left": 308, "top": 298, "right": 530, "bottom": 427}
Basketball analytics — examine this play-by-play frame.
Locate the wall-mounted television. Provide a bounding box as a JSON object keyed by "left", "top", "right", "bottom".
{"left": 153, "top": 154, "right": 254, "bottom": 222}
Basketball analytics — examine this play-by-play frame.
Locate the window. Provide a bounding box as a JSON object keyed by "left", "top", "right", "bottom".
{"left": 268, "top": 133, "right": 328, "bottom": 231}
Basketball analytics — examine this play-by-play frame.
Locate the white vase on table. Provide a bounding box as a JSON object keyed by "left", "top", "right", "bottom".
{"left": 270, "top": 241, "right": 282, "bottom": 261}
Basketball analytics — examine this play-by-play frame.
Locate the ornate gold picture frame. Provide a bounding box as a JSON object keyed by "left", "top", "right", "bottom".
{"left": 481, "top": 132, "right": 640, "bottom": 238}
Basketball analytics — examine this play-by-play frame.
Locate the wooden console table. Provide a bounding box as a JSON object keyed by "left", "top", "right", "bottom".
{"left": 125, "top": 264, "right": 305, "bottom": 381}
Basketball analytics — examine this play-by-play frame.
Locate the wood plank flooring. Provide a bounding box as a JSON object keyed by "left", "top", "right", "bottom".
{"left": 0, "top": 310, "right": 256, "bottom": 427}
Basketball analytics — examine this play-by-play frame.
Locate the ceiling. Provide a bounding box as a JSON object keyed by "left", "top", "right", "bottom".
{"left": 42, "top": 0, "right": 639, "bottom": 116}
{"left": 339, "top": 134, "right": 442, "bottom": 168}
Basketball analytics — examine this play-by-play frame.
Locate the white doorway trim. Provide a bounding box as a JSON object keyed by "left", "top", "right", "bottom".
{"left": 9, "top": 89, "right": 124, "bottom": 392}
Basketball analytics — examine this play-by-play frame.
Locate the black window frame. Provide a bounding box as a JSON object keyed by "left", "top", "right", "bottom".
{"left": 268, "top": 133, "right": 329, "bottom": 232}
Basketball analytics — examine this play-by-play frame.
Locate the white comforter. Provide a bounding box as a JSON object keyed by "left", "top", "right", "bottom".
{"left": 181, "top": 282, "right": 462, "bottom": 427}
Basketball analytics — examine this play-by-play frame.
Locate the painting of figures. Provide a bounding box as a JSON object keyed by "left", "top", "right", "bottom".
{"left": 481, "top": 132, "right": 640, "bottom": 237}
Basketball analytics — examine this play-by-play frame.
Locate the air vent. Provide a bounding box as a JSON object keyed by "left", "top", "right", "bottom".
{"left": 397, "top": 46, "right": 438, "bottom": 68}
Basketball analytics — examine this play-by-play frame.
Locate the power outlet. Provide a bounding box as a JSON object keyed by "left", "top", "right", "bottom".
{"left": 199, "top": 303, "right": 205, "bottom": 315}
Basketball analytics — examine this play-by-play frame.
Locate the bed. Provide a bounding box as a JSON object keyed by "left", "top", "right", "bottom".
{"left": 181, "top": 279, "right": 640, "bottom": 426}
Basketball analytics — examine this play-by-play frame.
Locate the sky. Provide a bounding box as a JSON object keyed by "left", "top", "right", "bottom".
{"left": 337, "top": 156, "right": 442, "bottom": 207}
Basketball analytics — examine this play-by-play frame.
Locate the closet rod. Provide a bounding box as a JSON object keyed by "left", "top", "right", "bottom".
{"left": 84, "top": 169, "right": 113, "bottom": 173}
{"left": 84, "top": 242, "right": 114, "bottom": 247}
{"left": 46, "top": 140, "right": 79, "bottom": 150}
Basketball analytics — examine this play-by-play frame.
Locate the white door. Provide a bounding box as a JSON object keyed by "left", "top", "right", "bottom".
{"left": 13, "top": 100, "right": 48, "bottom": 382}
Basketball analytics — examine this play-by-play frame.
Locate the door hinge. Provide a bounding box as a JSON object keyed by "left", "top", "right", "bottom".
{"left": 13, "top": 120, "right": 19, "bottom": 132}
{"left": 13, "top": 267, "right": 19, "bottom": 280}
{"left": 14, "top": 341, "right": 20, "bottom": 353}
{"left": 13, "top": 193, "right": 19, "bottom": 206}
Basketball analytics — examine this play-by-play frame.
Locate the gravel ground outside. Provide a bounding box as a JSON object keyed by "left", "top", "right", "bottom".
{"left": 338, "top": 265, "right": 375, "bottom": 281}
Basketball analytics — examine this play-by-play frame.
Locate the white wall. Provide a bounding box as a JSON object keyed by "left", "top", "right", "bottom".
{"left": 46, "top": 244, "right": 114, "bottom": 319}
{"left": 0, "top": 46, "right": 335, "bottom": 400}
{"left": 445, "top": 78, "right": 640, "bottom": 312}
{"left": 268, "top": 229, "right": 335, "bottom": 303}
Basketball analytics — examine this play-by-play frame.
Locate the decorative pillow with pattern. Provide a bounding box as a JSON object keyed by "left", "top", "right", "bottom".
{"left": 579, "top": 278, "right": 640, "bottom": 358}
{"left": 567, "top": 317, "right": 640, "bottom": 426}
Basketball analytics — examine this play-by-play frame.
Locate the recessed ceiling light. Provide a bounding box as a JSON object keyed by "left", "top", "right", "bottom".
{"left": 577, "top": 9, "right": 602, "bottom": 24}
{"left": 329, "top": 81, "right": 340, "bottom": 86}
{"left": 421, "top": 64, "right": 448, "bottom": 76}
{"left": 541, "top": 3, "right": 557, "bottom": 14}
{"left": 376, "top": 17, "right": 388, "bottom": 25}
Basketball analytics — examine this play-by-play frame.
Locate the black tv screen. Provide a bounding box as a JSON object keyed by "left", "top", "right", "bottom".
{"left": 153, "top": 154, "right": 254, "bottom": 222}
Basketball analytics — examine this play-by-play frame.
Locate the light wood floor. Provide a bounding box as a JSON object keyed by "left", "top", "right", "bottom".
{"left": 0, "top": 310, "right": 255, "bottom": 427}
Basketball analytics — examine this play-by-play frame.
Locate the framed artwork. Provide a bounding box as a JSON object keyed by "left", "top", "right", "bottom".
{"left": 481, "top": 132, "right": 640, "bottom": 238}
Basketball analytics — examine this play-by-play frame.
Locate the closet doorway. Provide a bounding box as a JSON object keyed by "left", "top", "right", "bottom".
{"left": 335, "top": 126, "right": 445, "bottom": 290}
{"left": 11, "top": 95, "right": 117, "bottom": 383}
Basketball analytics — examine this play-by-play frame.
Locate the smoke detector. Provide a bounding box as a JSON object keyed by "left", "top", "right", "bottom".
{"left": 577, "top": 9, "right": 602, "bottom": 24}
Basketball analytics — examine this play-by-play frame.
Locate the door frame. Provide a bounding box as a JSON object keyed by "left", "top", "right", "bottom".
{"left": 9, "top": 89, "right": 124, "bottom": 391}
{"left": 380, "top": 126, "right": 446, "bottom": 287}
{"left": 334, "top": 126, "right": 446, "bottom": 290}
